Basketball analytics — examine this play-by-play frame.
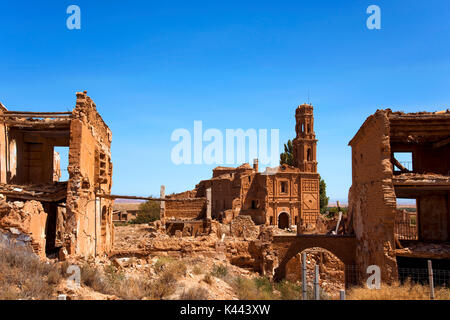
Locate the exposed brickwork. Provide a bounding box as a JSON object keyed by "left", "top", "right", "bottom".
{"left": 272, "top": 235, "right": 356, "bottom": 287}
{"left": 347, "top": 110, "right": 398, "bottom": 282}
{"left": 165, "top": 198, "right": 206, "bottom": 220}
{"left": 348, "top": 108, "right": 450, "bottom": 283}
{"left": 0, "top": 91, "right": 114, "bottom": 258}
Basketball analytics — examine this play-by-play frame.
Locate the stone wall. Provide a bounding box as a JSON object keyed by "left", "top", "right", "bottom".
{"left": 0, "top": 199, "right": 48, "bottom": 257}
{"left": 348, "top": 110, "right": 398, "bottom": 282}
{"left": 65, "top": 91, "right": 114, "bottom": 257}
{"left": 165, "top": 198, "right": 206, "bottom": 220}
{"left": 0, "top": 92, "right": 113, "bottom": 259}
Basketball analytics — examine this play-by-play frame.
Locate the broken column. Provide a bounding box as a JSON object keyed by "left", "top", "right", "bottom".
{"left": 206, "top": 187, "right": 211, "bottom": 220}
{"left": 160, "top": 185, "right": 165, "bottom": 226}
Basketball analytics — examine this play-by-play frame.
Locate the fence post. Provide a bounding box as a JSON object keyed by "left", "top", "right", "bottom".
{"left": 302, "top": 252, "right": 307, "bottom": 300}
{"left": 339, "top": 289, "right": 346, "bottom": 300}
{"left": 314, "top": 264, "right": 320, "bottom": 300}
{"left": 428, "top": 260, "right": 435, "bottom": 300}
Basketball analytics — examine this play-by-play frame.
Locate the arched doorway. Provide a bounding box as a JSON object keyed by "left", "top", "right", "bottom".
{"left": 278, "top": 212, "right": 289, "bottom": 229}
{"left": 284, "top": 248, "right": 345, "bottom": 299}
{"left": 272, "top": 235, "right": 358, "bottom": 289}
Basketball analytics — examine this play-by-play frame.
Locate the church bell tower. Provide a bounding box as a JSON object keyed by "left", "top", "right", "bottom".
{"left": 293, "top": 104, "right": 318, "bottom": 173}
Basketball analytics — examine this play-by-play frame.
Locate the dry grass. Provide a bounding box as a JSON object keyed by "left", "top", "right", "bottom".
{"left": 80, "top": 264, "right": 111, "bottom": 293}
{"left": 180, "top": 286, "right": 209, "bottom": 300}
{"left": 112, "top": 277, "right": 153, "bottom": 300}
{"left": 150, "top": 260, "right": 187, "bottom": 299}
{"left": 274, "top": 280, "right": 302, "bottom": 300}
{"left": 192, "top": 265, "right": 203, "bottom": 275}
{"left": 231, "top": 276, "right": 329, "bottom": 300}
{"left": 211, "top": 264, "right": 228, "bottom": 279}
{"left": 0, "top": 246, "right": 60, "bottom": 300}
{"left": 347, "top": 280, "right": 450, "bottom": 300}
{"left": 202, "top": 273, "right": 213, "bottom": 285}
{"left": 81, "top": 265, "right": 154, "bottom": 300}
{"left": 50, "top": 255, "right": 190, "bottom": 300}
{"left": 153, "top": 256, "right": 175, "bottom": 273}
{"left": 233, "top": 277, "right": 275, "bottom": 300}
{"left": 75, "top": 256, "right": 188, "bottom": 300}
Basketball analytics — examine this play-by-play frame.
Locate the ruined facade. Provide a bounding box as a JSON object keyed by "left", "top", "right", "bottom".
{"left": 347, "top": 109, "right": 450, "bottom": 281}
{"left": 165, "top": 104, "right": 321, "bottom": 232}
{"left": 0, "top": 91, "right": 113, "bottom": 258}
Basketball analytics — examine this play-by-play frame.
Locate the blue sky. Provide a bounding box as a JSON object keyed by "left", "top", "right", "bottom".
{"left": 1, "top": 1, "right": 449, "bottom": 202}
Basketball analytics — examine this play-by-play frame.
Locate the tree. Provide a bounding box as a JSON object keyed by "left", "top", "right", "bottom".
{"left": 280, "top": 139, "right": 329, "bottom": 213}
{"left": 130, "top": 200, "right": 160, "bottom": 224}
{"left": 319, "top": 178, "right": 329, "bottom": 213}
{"left": 279, "top": 139, "right": 294, "bottom": 166}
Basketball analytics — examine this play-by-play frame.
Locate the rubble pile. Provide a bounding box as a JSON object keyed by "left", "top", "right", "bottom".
{"left": 0, "top": 198, "right": 47, "bottom": 257}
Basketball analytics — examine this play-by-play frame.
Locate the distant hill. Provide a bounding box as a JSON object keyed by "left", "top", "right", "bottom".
{"left": 113, "top": 201, "right": 143, "bottom": 212}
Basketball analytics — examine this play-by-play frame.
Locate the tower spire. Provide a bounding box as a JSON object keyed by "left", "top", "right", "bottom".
{"left": 293, "top": 104, "right": 318, "bottom": 173}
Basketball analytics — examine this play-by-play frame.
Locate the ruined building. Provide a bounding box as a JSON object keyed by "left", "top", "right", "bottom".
{"left": 347, "top": 109, "right": 450, "bottom": 281}
{"left": 0, "top": 91, "right": 114, "bottom": 258}
{"left": 165, "top": 104, "right": 321, "bottom": 231}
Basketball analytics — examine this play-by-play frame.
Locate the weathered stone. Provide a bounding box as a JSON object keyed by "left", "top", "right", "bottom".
{"left": 0, "top": 91, "right": 114, "bottom": 259}
{"left": 230, "top": 216, "right": 259, "bottom": 239}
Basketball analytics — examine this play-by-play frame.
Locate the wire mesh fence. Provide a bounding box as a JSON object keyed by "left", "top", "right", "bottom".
{"left": 398, "top": 268, "right": 450, "bottom": 287}
{"left": 342, "top": 265, "right": 450, "bottom": 289}
{"left": 298, "top": 262, "right": 450, "bottom": 300}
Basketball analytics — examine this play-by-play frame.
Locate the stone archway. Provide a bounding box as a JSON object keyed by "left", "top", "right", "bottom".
{"left": 272, "top": 235, "right": 357, "bottom": 288}
{"left": 285, "top": 248, "right": 346, "bottom": 296}
{"left": 278, "top": 212, "right": 289, "bottom": 229}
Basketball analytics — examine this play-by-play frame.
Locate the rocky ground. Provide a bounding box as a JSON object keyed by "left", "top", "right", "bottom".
{"left": 52, "top": 223, "right": 346, "bottom": 300}
{"left": 1, "top": 217, "right": 348, "bottom": 300}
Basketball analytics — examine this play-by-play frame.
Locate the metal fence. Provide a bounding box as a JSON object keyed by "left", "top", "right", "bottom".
{"left": 342, "top": 265, "right": 450, "bottom": 288}
{"left": 398, "top": 268, "right": 450, "bottom": 287}
{"left": 301, "top": 259, "right": 449, "bottom": 300}
{"left": 395, "top": 213, "right": 418, "bottom": 240}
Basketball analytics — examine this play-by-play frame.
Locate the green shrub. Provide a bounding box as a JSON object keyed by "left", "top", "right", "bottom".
{"left": 130, "top": 200, "right": 160, "bottom": 224}
{"left": 232, "top": 277, "right": 274, "bottom": 300}
{"left": 254, "top": 276, "right": 273, "bottom": 295}
{"left": 211, "top": 264, "right": 228, "bottom": 279}
{"left": 275, "top": 280, "right": 302, "bottom": 300}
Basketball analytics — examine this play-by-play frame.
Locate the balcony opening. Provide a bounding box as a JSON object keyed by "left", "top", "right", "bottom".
{"left": 392, "top": 152, "right": 413, "bottom": 174}
{"left": 395, "top": 198, "right": 418, "bottom": 241}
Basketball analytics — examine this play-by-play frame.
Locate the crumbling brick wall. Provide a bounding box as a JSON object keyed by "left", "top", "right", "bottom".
{"left": 0, "top": 199, "right": 48, "bottom": 257}
{"left": 64, "top": 91, "right": 114, "bottom": 257}
{"left": 348, "top": 110, "right": 398, "bottom": 282}
{"left": 165, "top": 198, "right": 206, "bottom": 220}
{"left": 0, "top": 92, "right": 112, "bottom": 259}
